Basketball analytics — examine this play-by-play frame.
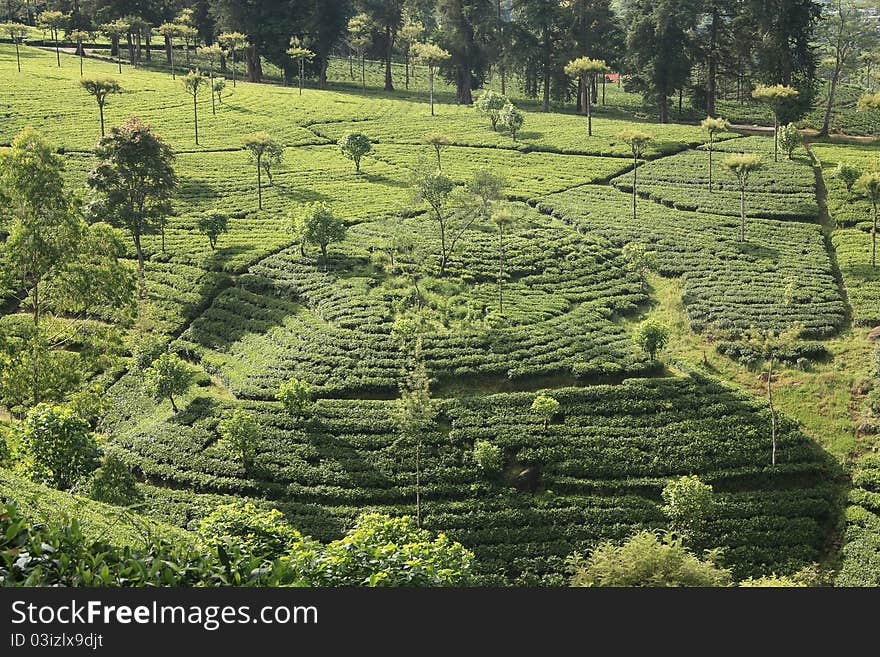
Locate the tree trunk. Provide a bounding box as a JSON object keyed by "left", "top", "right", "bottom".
{"left": 231, "top": 49, "right": 236, "bottom": 87}
{"left": 193, "top": 92, "right": 199, "bottom": 145}
{"left": 164, "top": 34, "right": 171, "bottom": 64}
{"left": 708, "top": 140, "right": 713, "bottom": 192}
{"left": 773, "top": 116, "right": 778, "bottom": 162}
{"left": 659, "top": 94, "right": 669, "bottom": 123}
{"left": 384, "top": 25, "right": 394, "bottom": 91}
{"left": 768, "top": 357, "right": 776, "bottom": 466}
{"left": 542, "top": 57, "right": 550, "bottom": 112}
{"left": 145, "top": 30, "right": 151, "bottom": 61}
{"left": 54, "top": 31, "right": 59, "bottom": 66}
{"left": 822, "top": 69, "right": 840, "bottom": 137}
{"left": 170, "top": 38, "right": 175, "bottom": 80}
{"left": 873, "top": 201, "right": 878, "bottom": 267}
{"left": 632, "top": 154, "right": 638, "bottom": 220}
{"left": 170, "top": 395, "right": 178, "bottom": 412}
{"left": 706, "top": 8, "right": 719, "bottom": 117}
{"left": 740, "top": 185, "right": 746, "bottom": 241}
{"left": 586, "top": 79, "right": 592, "bottom": 137}
{"left": 98, "top": 103, "right": 105, "bottom": 137}
{"left": 246, "top": 45, "right": 262, "bottom": 83}
{"left": 134, "top": 233, "right": 145, "bottom": 298}
{"left": 256, "top": 157, "right": 262, "bottom": 210}
{"left": 429, "top": 68, "right": 435, "bottom": 116}
{"left": 361, "top": 55, "right": 366, "bottom": 94}
{"left": 15, "top": 40, "right": 20, "bottom": 72}
{"left": 210, "top": 70, "right": 216, "bottom": 114}
{"left": 126, "top": 32, "right": 134, "bottom": 65}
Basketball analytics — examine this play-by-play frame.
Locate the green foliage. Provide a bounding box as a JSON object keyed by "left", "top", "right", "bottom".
{"left": 568, "top": 530, "right": 732, "bottom": 587}
{"left": 0, "top": 500, "right": 292, "bottom": 586}
{"left": 76, "top": 454, "right": 142, "bottom": 506}
{"left": 617, "top": 130, "right": 653, "bottom": 158}
{"left": 199, "top": 501, "right": 307, "bottom": 559}
{"left": 196, "top": 210, "right": 230, "bottom": 250}
{"left": 276, "top": 378, "right": 314, "bottom": 417}
{"left": 473, "top": 440, "right": 504, "bottom": 474}
{"left": 835, "top": 161, "right": 862, "bottom": 197}
{"left": 295, "top": 202, "right": 346, "bottom": 262}
{"left": 217, "top": 409, "right": 259, "bottom": 466}
{"left": 288, "top": 513, "right": 474, "bottom": 586}
{"left": 634, "top": 319, "right": 669, "bottom": 361}
{"left": 337, "top": 132, "right": 373, "bottom": 172}
{"left": 530, "top": 393, "right": 560, "bottom": 429}
{"left": 473, "top": 90, "right": 509, "bottom": 131}
{"left": 498, "top": 103, "right": 524, "bottom": 141}
{"left": 724, "top": 153, "right": 764, "bottom": 182}
{"left": 661, "top": 475, "right": 715, "bottom": 539}
{"left": 777, "top": 123, "right": 802, "bottom": 160}
{"left": 144, "top": 352, "right": 193, "bottom": 412}
{"left": 10, "top": 404, "right": 98, "bottom": 490}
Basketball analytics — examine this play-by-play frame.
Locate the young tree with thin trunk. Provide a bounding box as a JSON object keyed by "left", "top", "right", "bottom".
{"left": 856, "top": 171, "right": 880, "bottom": 267}
{"left": 752, "top": 85, "right": 799, "bottom": 162}
{"left": 835, "top": 161, "right": 861, "bottom": 200}
{"left": 213, "top": 77, "right": 226, "bottom": 105}
{"left": 498, "top": 102, "right": 524, "bottom": 141}
{"left": 347, "top": 13, "right": 373, "bottom": 96}
{"left": 145, "top": 352, "right": 192, "bottom": 413}
{"left": 700, "top": 116, "right": 730, "bottom": 192}
{"left": 38, "top": 10, "right": 65, "bottom": 67}
{"left": 182, "top": 69, "right": 205, "bottom": 146}
{"left": 412, "top": 42, "right": 451, "bottom": 116}
{"left": 565, "top": 57, "right": 608, "bottom": 137}
{"left": 198, "top": 44, "right": 223, "bottom": 115}
{"left": 492, "top": 207, "right": 515, "bottom": 314}
{"left": 473, "top": 90, "right": 508, "bottom": 131}
{"left": 399, "top": 18, "right": 423, "bottom": 90}
{"left": 219, "top": 32, "right": 247, "bottom": 88}
{"left": 86, "top": 117, "right": 177, "bottom": 297}
{"left": 287, "top": 37, "right": 314, "bottom": 96}
{"left": 241, "top": 132, "right": 279, "bottom": 210}
{"left": 724, "top": 153, "right": 763, "bottom": 242}
{"left": 392, "top": 313, "right": 437, "bottom": 529}
{"left": 101, "top": 21, "right": 127, "bottom": 74}
{"left": 80, "top": 75, "right": 121, "bottom": 138}
{"left": 424, "top": 132, "right": 451, "bottom": 170}
{"left": 338, "top": 132, "right": 372, "bottom": 173}
{"left": 617, "top": 130, "right": 653, "bottom": 221}
{"left": 68, "top": 29, "right": 89, "bottom": 76}
{"left": 297, "top": 202, "right": 347, "bottom": 267}
{"left": 3, "top": 23, "right": 29, "bottom": 73}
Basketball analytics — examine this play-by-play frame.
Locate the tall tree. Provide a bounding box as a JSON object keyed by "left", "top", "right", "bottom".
{"left": 816, "top": 0, "right": 869, "bottom": 137}
{"left": 182, "top": 69, "right": 206, "bottom": 147}
{"left": 38, "top": 9, "right": 65, "bottom": 67}
{"left": 513, "top": 0, "right": 567, "bottom": 112}
{"left": 624, "top": 0, "right": 698, "bottom": 123}
{"left": 86, "top": 117, "right": 176, "bottom": 297}
{"left": 80, "top": 75, "right": 121, "bottom": 138}
{"left": 437, "top": 0, "right": 494, "bottom": 104}
{"left": 360, "top": 0, "right": 404, "bottom": 92}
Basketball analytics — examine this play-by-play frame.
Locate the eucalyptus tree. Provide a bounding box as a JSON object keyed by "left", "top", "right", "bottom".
{"left": 80, "top": 75, "right": 121, "bottom": 138}
{"left": 399, "top": 17, "right": 424, "bottom": 90}
{"left": 68, "top": 29, "right": 89, "bottom": 76}
{"left": 4, "top": 23, "right": 30, "bottom": 73}
{"left": 347, "top": 13, "right": 374, "bottom": 95}
{"left": 158, "top": 23, "right": 180, "bottom": 79}
{"left": 424, "top": 132, "right": 451, "bottom": 170}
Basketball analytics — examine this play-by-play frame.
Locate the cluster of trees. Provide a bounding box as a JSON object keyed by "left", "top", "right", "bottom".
{"left": 835, "top": 161, "right": 880, "bottom": 267}
{"left": 6, "top": 1, "right": 872, "bottom": 127}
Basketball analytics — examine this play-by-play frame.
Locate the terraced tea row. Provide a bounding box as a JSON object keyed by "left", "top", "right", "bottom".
{"left": 538, "top": 185, "right": 845, "bottom": 337}
{"left": 103, "top": 374, "right": 836, "bottom": 582}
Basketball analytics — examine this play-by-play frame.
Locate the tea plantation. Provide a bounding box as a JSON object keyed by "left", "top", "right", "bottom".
{"left": 2, "top": 41, "right": 880, "bottom": 586}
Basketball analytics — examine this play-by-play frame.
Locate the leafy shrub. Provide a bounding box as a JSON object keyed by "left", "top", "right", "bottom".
{"left": 76, "top": 454, "right": 142, "bottom": 506}
{"left": 337, "top": 132, "right": 372, "bottom": 172}
{"left": 217, "top": 409, "right": 259, "bottom": 466}
{"left": 199, "top": 501, "right": 308, "bottom": 560}
{"left": 568, "top": 531, "right": 732, "bottom": 587}
{"left": 276, "top": 378, "right": 314, "bottom": 417}
{"left": 9, "top": 404, "right": 98, "bottom": 490}
{"left": 473, "top": 440, "right": 504, "bottom": 474}
{"left": 661, "top": 475, "right": 715, "bottom": 540}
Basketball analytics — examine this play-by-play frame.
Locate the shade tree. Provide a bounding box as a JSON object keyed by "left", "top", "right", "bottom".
{"left": 144, "top": 352, "right": 192, "bottom": 413}
{"left": 217, "top": 409, "right": 259, "bottom": 468}
{"left": 198, "top": 44, "right": 224, "bottom": 115}
{"left": 700, "top": 116, "right": 730, "bottom": 192}
{"left": 424, "top": 132, "right": 451, "bottom": 170}
{"left": 498, "top": 102, "right": 524, "bottom": 141}
{"left": 101, "top": 20, "right": 127, "bottom": 74}
{"left": 338, "top": 132, "right": 372, "bottom": 173}
{"left": 473, "top": 90, "right": 509, "bottom": 131}
{"left": 80, "top": 76, "right": 121, "bottom": 139}
{"left": 182, "top": 70, "right": 206, "bottom": 145}
{"left": 724, "top": 153, "right": 763, "bottom": 242}
{"left": 634, "top": 319, "right": 669, "bottom": 361}
{"left": 241, "top": 132, "right": 280, "bottom": 210}
{"left": 564, "top": 57, "right": 609, "bottom": 137}
{"left": 411, "top": 42, "right": 451, "bottom": 116}
{"left": 752, "top": 84, "right": 799, "bottom": 162}
{"left": 287, "top": 36, "right": 315, "bottom": 95}
{"left": 4, "top": 23, "right": 30, "bottom": 73}
{"left": 295, "top": 202, "right": 347, "bottom": 265}
{"left": 38, "top": 10, "right": 65, "bottom": 67}
{"left": 197, "top": 210, "right": 229, "bottom": 250}
{"left": 617, "top": 130, "right": 653, "bottom": 220}
{"left": 86, "top": 117, "right": 176, "bottom": 296}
